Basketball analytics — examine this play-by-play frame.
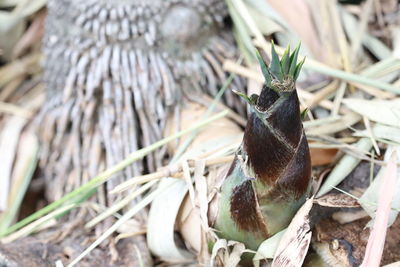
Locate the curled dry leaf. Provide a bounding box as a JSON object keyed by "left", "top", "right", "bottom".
{"left": 148, "top": 102, "right": 242, "bottom": 261}
{"left": 210, "top": 239, "right": 246, "bottom": 267}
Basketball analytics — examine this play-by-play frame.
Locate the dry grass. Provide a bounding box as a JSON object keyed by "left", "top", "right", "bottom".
{"left": 0, "top": 0, "right": 399, "bottom": 266}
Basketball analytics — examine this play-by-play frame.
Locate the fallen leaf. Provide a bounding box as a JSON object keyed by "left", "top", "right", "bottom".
{"left": 210, "top": 239, "right": 247, "bottom": 267}
{"left": 317, "top": 138, "right": 372, "bottom": 197}
{"left": 354, "top": 124, "right": 400, "bottom": 144}
{"left": 310, "top": 147, "right": 338, "bottom": 166}
{"left": 360, "top": 152, "right": 398, "bottom": 267}
{"left": 272, "top": 198, "right": 313, "bottom": 267}
{"left": 343, "top": 98, "right": 400, "bottom": 128}
{"left": 359, "top": 147, "right": 400, "bottom": 228}
{"left": 315, "top": 193, "right": 360, "bottom": 208}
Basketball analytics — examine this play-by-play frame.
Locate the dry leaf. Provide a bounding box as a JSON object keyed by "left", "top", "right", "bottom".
{"left": 343, "top": 98, "right": 400, "bottom": 128}
{"left": 361, "top": 152, "right": 398, "bottom": 267}
{"left": 272, "top": 198, "right": 313, "bottom": 267}
{"left": 354, "top": 124, "right": 400, "bottom": 144}
{"left": 0, "top": 116, "right": 27, "bottom": 211}
{"left": 384, "top": 261, "right": 400, "bottom": 267}
{"left": 147, "top": 179, "right": 193, "bottom": 261}
{"left": 0, "top": 130, "right": 39, "bottom": 233}
{"left": 315, "top": 193, "right": 360, "bottom": 208}
{"left": 177, "top": 160, "right": 208, "bottom": 255}
{"left": 148, "top": 102, "right": 241, "bottom": 261}
{"left": 12, "top": 9, "right": 46, "bottom": 58}
{"left": 317, "top": 138, "right": 372, "bottom": 197}
{"left": 305, "top": 112, "right": 361, "bottom": 136}
{"left": 164, "top": 102, "right": 242, "bottom": 158}
{"left": 359, "top": 147, "right": 400, "bottom": 228}
{"left": 310, "top": 147, "right": 338, "bottom": 166}
{"left": 210, "top": 239, "right": 246, "bottom": 267}
{"left": 332, "top": 210, "right": 369, "bottom": 224}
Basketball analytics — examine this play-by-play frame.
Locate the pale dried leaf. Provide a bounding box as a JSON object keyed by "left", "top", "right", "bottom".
{"left": 343, "top": 98, "right": 400, "bottom": 128}
{"left": 177, "top": 194, "right": 202, "bottom": 253}
{"left": 305, "top": 112, "right": 361, "bottom": 136}
{"left": 147, "top": 179, "right": 193, "bottom": 261}
{"left": 332, "top": 209, "right": 369, "bottom": 224}
{"left": 165, "top": 102, "right": 242, "bottom": 158}
{"left": 0, "top": 0, "right": 20, "bottom": 7}
{"left": 182, "top": 160, "right": 196, "bottom": 209}
{"left": 359, "top": 147, "right": 400, "bottom": 227}
{"left": 360, "top": 152, "right": 398, "bottom": 267}
{"left": 0, "top": 131, "right": 39, "bottom": 232}
{"left": 383, "top": 261, "right": 400, "bottom": 267}
{"left": 210, "top": 239, "right": 228, "bottom": 266}
{"left": 226, "top": 242, "right": 245, "bottom": 267}
{"left": 210, "top": 239, "right": 247, "bottom": 267}
{"left": 116, "top": 219, "right": 143, "bottom": 234}
{"left": 0, "top": 117, "right": 26, "bottom": 211}
{"left": 12, "top": 10, "right": 45, "bottom": 58}
{"left": 317, "top": 138, "right": 373, "bottom": 197}
{"left": 0, "top": 12, "right": 24, "bottom": 61}
{"left": 354, "top": 124, "right": 400, "bottom": 144}
{"left": 272, "top": 198, "right": 313, "bottom": 267}
{"left": 315, "top": 193, "right": 360, "bottom": 208}
{"left": 194, "top": 160, "right": 208, "bottom": 230}
{"left": 14, "top": 0, "right": 46, "bottom": 18}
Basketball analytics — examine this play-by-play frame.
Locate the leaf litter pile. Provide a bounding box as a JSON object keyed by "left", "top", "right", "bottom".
{"left": 0, "top": 0, "right": 400, "bottom": 266}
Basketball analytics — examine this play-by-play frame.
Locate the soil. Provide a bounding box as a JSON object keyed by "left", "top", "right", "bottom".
{"left": 0, "top": 219, "right": 151, "bottom": 267}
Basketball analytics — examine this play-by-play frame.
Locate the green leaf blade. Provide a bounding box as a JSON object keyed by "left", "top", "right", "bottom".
{"left": 270, "top": 42, "right": 283, "bottom": 81}
{"left": 294, "top": 57, "right": 306, "bottom": 80}
{"left": 255, "top": 49, "right": 272, "bottom": 87}
{"left": 280, "top": 45, "right": 291, "bottom": 76}
{"left": 289, "top": 42, "right": 301, "bottom": 78}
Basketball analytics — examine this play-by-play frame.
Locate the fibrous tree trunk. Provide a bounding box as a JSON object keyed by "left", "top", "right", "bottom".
{"left": 38, "top": 0, "right": 245, "bottom": 204}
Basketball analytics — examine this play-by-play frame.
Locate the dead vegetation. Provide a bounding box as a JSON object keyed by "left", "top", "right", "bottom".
{"left": 0, "top": 0, "right": 400, "bottom": 266}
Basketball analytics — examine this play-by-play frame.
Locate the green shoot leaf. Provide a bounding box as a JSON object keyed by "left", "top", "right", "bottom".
{"left": 289, "top": 42, "right": 301, "bottom": 78}
{"left": 280, "top": 45, "right": 291, "bottom": 76}
{"left": 255, "top": 50, "right": 272, "bottom": 87}
{"left": 270, "top": 42, "right": 283, "bottom": 81}
{"left": 294, "top": 57, "right": 306, "bottom": 80}
{"left": 233, "top": 89, "right": 257, "bottom": 106}
{"left": 301, "top": 108, "right": 309, "bottom": 120}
